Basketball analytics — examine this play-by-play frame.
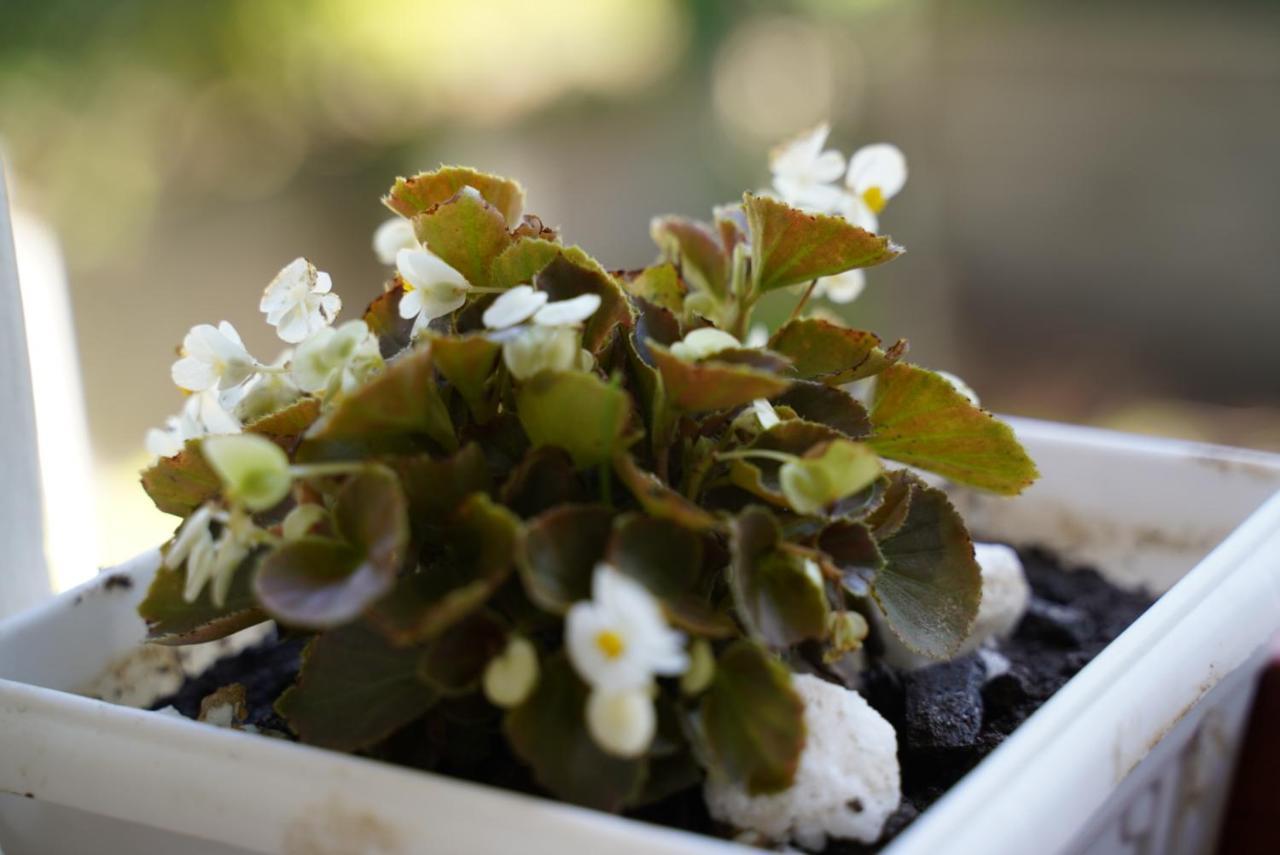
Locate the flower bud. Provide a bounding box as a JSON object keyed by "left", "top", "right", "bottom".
{"left": 482, "top": 636, "right": 540, "bottom": 708}
{"left": 202, "top": 434, "right": 292, "bottom": 512}
{"left": 586, "top": 688, "right": 656, "bottom": 758}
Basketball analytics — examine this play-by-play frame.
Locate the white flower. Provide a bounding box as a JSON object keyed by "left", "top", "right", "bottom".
{"left": 291, "top": 320, "right": 382, "bottom": 398}
{"left": 482, "top": 636, "right": 540, "bottom": 708}
{"left": 232, "top": 352, "right": 302, "bottom": 422}
{"left": 586, "top": 688, "right": 656, "bottom": 758}
{"left": 500, "top": 325, "right": 584, "bottom": 381}
{"left": 482, "top": 285, "right": 548, "bottom": 330}
{"left": 396, "top": 247, "right": 473, "bottom": 335}
{"left": 145, "top": 389, "right": 242, "bottom": 458}
{"left": 373, "top": 217, "right": 417, "bottom": 266}
{"left": 705, "top": 675, "right": 901, "bottom": 849}
{"left": 163, "top": 503, "right": 250, "bottom": 607}
{"left": 669, "top": 328, "right": 741, "bottom": 362}
{"left": 171, "top": 322, "right": 257, "bottom": 392}
{"left": 260, "top": 258, "right": 342, "bottom": 344}
{"left": 839, "top": 143, "right": 907, "bottom": 234}
{"left": 566, "top": 564, "right": 688, "bottom": 693}
{"left": 770, "top": 123, "right": 847, "bottom": 214}
{"left": 532, "top": 293, "right": 601, "bottom": 326}
{"left": 752, "top": 398, "right": 780, "bottom": 430}
{"left": 744, "top": 324, "right": 770, "bottom": 349}
{"left": 813, "top": 268, "right": 866, "bottom": 305}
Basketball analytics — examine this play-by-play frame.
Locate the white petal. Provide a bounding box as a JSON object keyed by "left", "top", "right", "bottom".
{"left": 398, "top": 287, "right": 424, "bottom": 320}
{"left": 935, "top": 370, "right": 980, "bottom": 406}
{"left": 275, "top": 306, "right": 313, "bottom": 344}
{"left": 753, "top": 398, "right": 780, "bottom": 429}
{"left": 532, "top": 293, "right": 601, "bottom": 327}
{"left": 821, "top": 268, "right": 866, "bottom": 304}
{"left": 770, "top": 123, "right": 830, "bottom": 178}
{"left": 586, "top": 689, "right": 656, "bottom": 758}
{"left": 313, "top": 270, "right": 333, "bottom": 295}
{"left": 373, "top": 218, "right": 417, "bottom": 265}
{"left": 483, "top": 285, "right": 547, "bottom": 330}
{"left": 396, "top": 247, "right": 470, "bottom": 291}
{"left": 319, "top": 292, "right": 341, "bottom": 321}
{"left": 172, "top": 357, "right": 217, "bottom": 392}
{"left": 417, "top": 287, "right": 468, "bottom": 324}
{"left": 838, "top": 195, "right": 879, "bottom": 233}
{"left": 145, "top": 426, "right": 184, "bottom": 458}
{"left": 195, "top": 391, "right": 242, "bottom": 435}
{"left": 745, "top": 324, "right": 769, "bottom": 348}
{"left": 669, "top": 328, "right": 740, "bottom": 362}
{"left": 811, "top": 149, "right": 847, "bottom": 184}
{"left": 217, "top": 321, "right": 246, "bottom": 350}
{"left": 846, "top": 143, "right": 907, "bottom": 200}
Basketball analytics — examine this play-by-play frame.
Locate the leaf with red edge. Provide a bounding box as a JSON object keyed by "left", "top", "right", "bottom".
{"left": 139, "top": 553, "right": 265, "bottom": 644}
{"left": 698, "top": 640, "right": 805, "bottom": 794}
{"left": 384, "top": 166, "right": 524, "bottom": 226}
{"left": 867, "top": 362, "right": 1038, "bottom": 495}
{"left": 505, "top": 654, "right": 646, "bottom": 810}
{"left": 413, "top": 189, "right": 513, "bottom": 290}
{"left": 534, "top": 250, "right": 632, "bottom": 355}
{"left": 518, "top": 503, "right": 613, "bottom": 613}
{"left": 490, "top": 237, "right": 562, "bottom": 291}
{"left": 768, "top": 318, "right": 906, "bottom": 385}
{"left": 298, "top": 345, "right": 457, "bottom": 461}
{"left": 872, "top": 476, "right": 983, "bottom": 659}
{"left": 650, "top": 216, "right": 727, "bottom": 298}
{"left": 255, "top": 466, "right": 410, "bottom": 629}
{"left": 277, "top": 620, "right": 437, "bottom": 751}
{"left": 648, "top": 341, "right": 790, "bottom": 413}
{"left": 745, "top": 193, "right": 901, "bottom": 293}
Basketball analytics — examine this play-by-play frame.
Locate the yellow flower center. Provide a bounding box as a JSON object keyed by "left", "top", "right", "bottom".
{"left": 398, "top": 275, "right": 415, "bottom": 293}
{"left": 595, "top": 629, "right": 626, "bottom": 660}
{"left": 861, "top": 186, "right": 887, "bottom": 215}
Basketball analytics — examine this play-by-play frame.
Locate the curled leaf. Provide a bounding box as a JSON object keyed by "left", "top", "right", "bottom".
{"left": 768, "top": 318, "right": 906, "bottom": 386}
{"left": 385, "top": 166, "right": 524, "bottom": 226}
{"left": 648, "top": 341, "right": 790, "bottom": 413}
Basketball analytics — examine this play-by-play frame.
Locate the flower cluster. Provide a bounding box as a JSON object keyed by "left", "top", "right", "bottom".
{"left": 138, "top": 141, "right": 1036, "bottom": 848}
{"left": 769, "top": 124, "right": 907, "bottom": 304}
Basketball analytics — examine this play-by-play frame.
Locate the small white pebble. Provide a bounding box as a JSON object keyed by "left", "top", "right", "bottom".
{"left": 704, "top": 674, "right": 901, "bottom": 849}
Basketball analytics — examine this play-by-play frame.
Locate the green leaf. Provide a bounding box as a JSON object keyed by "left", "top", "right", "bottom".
{"left": 623, "top": 263, "right": 686, "bottom": 315}
{"left": 367, "top": 493, "right": 520, "bottom": 645}
{"left": 534, "top": 250, "right": 632, "bottom": 355}
{"left": 778, "top": 440, "right": 882, "bottom": 516}
{"left": 606, "top": 513, "right": 703, "bottom": 599}
{"left": 255, "top": 467, "right": 410, "bottom": 629}
{"left": 385, "top": 166, "right": 524, "bottom": 226}
{"left": 873, "top": 477, "right": 982, "bottom": 659}
{"left": 729, "top": 506, "right": 829, "bottom": 647}
{"left": 648, "top": 341, "right": 790, "bottom": 413}
{"left": 140, "top": 442, "right": 222, "bottom": 517}
{"left": 699, "top": 640, "right": 805, "bottom": 794}
{"left": 426, "top": 333, "right": 501, "bottom": 421}
{"left": 613, "top": 453, "right": 719, "bottom": 532}
{"left": 815, "top": 520, "right": 884, "bottom": 598}
{"left": 774, "top": 381, "right": 870, "bottom": 438}
{"left": 499, "top": 446, "right": 586, "bottom": 518}
{"left": 277, "top": 620, "right": 437, "bottom": 751}
{"left": 650, "top": 216, "right": 727, "bottom": 298}
{"left": 745, "top": 193, "right": 902, "bottom": 293}
{"left": 727, "top": 420, "right": 846, "bottom": 508}
{"left": 490, "top": 237, "right": 562, "bottom": 291}
{"left": 505, "top": 654, "right": 646, "bottom": 811}
{"left": 243, "top": 397, "right": 321, "bottom": 441}
{"left": 414, "top": 189, "right": 513, "bottom": 290}
{"left": 299, "top": 345, "right": 457, "bottom": 460}
{"left": 138, "top": 556, "right": 265, "bottom": 644}
{"left": 394, "top": 443, "right": 492, "bottom": 537}
{"left": 516, "top": 371, "right": 633, "bottom": 468}
{"left": 417, "top": 610, "right": 508, "bottom": 695}
{"left": 768, "top": 318, "right": 907, "bottom": 385}
{"left": 518, "top": 503, "right": 613, "bottom": 613}
{"left": 865, "top": 471, "right": 912, "bottom": 540}
{"left": 867, "top": 362, "right": 1039, "bottom": 495}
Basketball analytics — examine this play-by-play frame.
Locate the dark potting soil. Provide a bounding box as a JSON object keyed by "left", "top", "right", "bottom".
{"left": 150, "top": 545, "right": 1153, "bottom": 853}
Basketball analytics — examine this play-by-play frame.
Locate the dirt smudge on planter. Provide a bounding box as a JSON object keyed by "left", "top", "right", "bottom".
{"left": 102, "top": 573, "right": 134, "bottom": 591}
{"left": 284, "top": 798, "right": 403, "bottom": 855}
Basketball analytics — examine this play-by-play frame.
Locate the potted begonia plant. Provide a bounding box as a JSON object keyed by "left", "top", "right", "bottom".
{"left": 2, "top": 128, "right": 1280, "bottom": 855}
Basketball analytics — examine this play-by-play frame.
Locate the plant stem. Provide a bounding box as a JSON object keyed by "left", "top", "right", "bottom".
{"left": 715, "top": 449, "right": 795, "bottom": 465}
{"left": 787, "top": 279, "right": 818, "bottom": 324}
{"left": 289, "top": 461, "right": 369, "bottom": 480}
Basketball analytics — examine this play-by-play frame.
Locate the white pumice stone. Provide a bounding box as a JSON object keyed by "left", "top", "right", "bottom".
{"left": 704, "top": 674, "right": 901, "bottom": 849}
{"left": 877, "top": 541, "right": 1031, "bottom": 670}
{"left": 967, "top": 543, "right": 1031, "bottom": 647}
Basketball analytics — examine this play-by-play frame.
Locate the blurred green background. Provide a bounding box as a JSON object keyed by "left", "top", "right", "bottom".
{"left": 3, "top": 0, "right": 1279, "bottom": 576}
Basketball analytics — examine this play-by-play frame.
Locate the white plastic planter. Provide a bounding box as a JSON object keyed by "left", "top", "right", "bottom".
{"left": 2, "top": 418, "right": 1279, "bottom": 855}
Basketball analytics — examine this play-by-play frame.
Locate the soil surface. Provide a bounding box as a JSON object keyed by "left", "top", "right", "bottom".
{"left": 151, "top": 545, "right": 1153, "bottom": 852}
